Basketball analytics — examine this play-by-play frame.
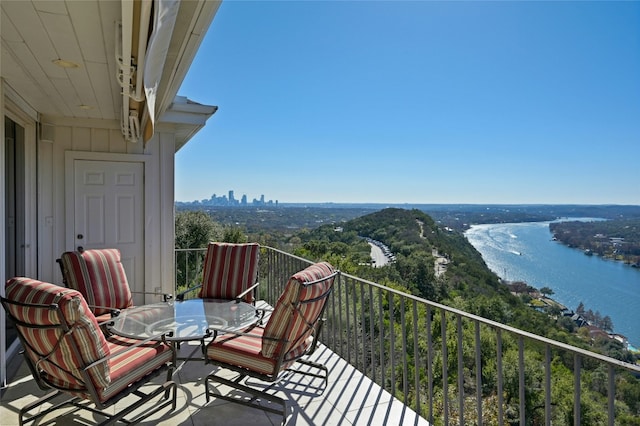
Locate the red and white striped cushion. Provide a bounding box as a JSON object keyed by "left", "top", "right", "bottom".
{"left": 207, "top": 262, "right": 334, "bottom": 376}
{"left": 5, "top": 277, "right": 174, "bottom": 403}
{"left": 261, "top": 262, "right": 335, "bottom": 359}
{"left": 199, "top": 243, "right": 260, "bottom": 302}
{"left": 4, "top": 277, "right": 111, "bottom": 391}
{"left": 206, "top": 326, "right": 276, "bottom": 374}
{"left": 59, "top": 249, "right": 133, "bottom": 315}
{"left": 206, "top": 326, "right": 309, "bottom": 375}
{"left": 99, "top": 334, "right": 174, "bottom": 402}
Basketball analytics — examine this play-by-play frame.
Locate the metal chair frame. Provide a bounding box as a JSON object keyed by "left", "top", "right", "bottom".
{"left": 204, "top": 268, "right": 339, "bottom": 425}
{"left": 1, "top": 294, "right": 177, "bottom": 426}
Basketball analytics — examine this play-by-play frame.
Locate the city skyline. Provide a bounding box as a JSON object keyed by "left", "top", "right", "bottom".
{"left": 178, "top": 189, "right": 278, "bottom": 207}
{"left": 175, "top": 1, "right": 640, "bottom": 205}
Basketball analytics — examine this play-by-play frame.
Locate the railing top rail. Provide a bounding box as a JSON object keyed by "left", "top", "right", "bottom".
{"left": 260, "top": 246, "right": 640, "bottom": 373}
{"left": 175, "top": 247, "right": 207, "bottom": 253}
{"left": 262, "top": 245, "right": 315, "bottom": 266}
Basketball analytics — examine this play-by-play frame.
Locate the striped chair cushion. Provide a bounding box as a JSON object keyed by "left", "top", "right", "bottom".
{"left": 199, "top": 242, "right": 259, "bottom": 302}
{"left": 261, "top": 262, "right": 335, "bottom": 359}
{"left": 59, "top": 249, "right": 133, "bottom": 315}
{"left": 4, "top": 277, "right": 111, "bottom": 391}
{"left": 206, "top": 326, "right": 310, "bottom": 375}
{"left": 99, "top": 334, "right": 174, "bottom": 402}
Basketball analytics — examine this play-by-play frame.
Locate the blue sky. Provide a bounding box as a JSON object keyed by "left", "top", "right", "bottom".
{"left": 176, "top": 1, "right": 640, "bottom": 205}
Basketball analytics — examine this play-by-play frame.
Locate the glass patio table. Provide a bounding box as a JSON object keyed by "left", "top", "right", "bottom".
{"left": 107, "top": 298, "right": 259, "bottom": 343}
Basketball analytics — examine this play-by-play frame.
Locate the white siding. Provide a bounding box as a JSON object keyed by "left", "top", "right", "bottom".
{"left": 36, "top": 116, "right": 175, "bottom": 298}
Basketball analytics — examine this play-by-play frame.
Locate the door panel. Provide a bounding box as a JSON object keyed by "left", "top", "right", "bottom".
{"left": 73, "top": 160, "right": 144, "bottom": 298}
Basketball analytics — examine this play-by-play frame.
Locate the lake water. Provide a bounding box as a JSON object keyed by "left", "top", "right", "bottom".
{"left": 464, "top": 220, "right": 640, "bottom": 348}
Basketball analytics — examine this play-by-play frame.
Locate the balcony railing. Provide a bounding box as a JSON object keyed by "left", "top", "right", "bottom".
{"left": 175, "top": 246, "right": 640, "bottom": 425}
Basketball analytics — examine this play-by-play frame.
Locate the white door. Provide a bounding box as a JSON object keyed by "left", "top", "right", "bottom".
{"left": 72, "top": 160, "right": 145, "bottom": 298}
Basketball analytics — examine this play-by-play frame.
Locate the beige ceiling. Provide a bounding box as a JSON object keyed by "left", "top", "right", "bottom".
{"left": 1, "top": 0, "right": 220, "bottom": 142}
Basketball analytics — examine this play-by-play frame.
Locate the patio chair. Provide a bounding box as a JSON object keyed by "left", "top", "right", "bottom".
{"left": 57, "top": 248, "right": 170, "bottom": 323}
{"left": 1, "top": 277, "right": 177, "bottom": 426}
{"left": 177, "top": 242, "right": 260, "bottom": 303}
{"left": 204, "top": 261, "right": 338, "bottom": 424}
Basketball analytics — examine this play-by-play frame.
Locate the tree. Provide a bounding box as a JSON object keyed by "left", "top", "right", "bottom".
{"left": 539, "top": 286, "right": 554, "bottom": 297}
{"left": 576, "top": 301, "right": 585, "bottom": 314}
{"left": 175, "top": 210, "right": 222, "bottom": 290}
{"left": 601, "top": 315, "right": 614, "bottom": 332}
{"left": 175, "top": 210, "right": 221, "bottom": 249}
{"left": 222, "top": 227, "right": 247, "bottom": 243}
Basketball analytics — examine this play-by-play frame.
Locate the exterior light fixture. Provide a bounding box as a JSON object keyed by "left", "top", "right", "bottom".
{"left": 52, "top": 59, "right": 80, "bottom": 69}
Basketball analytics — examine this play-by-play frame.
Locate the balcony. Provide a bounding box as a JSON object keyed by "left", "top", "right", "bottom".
{"left": 2, "top": 246, "right": 639, "bottom": 425}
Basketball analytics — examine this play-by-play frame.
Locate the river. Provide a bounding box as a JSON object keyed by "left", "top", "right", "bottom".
{"left": 464, "top": 220, "right": 640, "bottom": 349}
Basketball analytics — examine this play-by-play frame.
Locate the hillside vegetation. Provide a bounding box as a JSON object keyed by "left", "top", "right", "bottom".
{"left": 292, "top": 208, "right": 640, "bottom": 424}
{"left": 295, "top": 208, "right": 581, "bottom": 338}
{"left": 175, "top": 207, "right": 640, "bottom": 424}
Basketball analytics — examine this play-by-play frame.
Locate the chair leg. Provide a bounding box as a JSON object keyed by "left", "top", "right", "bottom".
{"left": 18, "top": 381, "right": 177, "bottom": 426}
{"left": 205, "top": 373, "right": 287, "bottom": 425}
{"left": 100, "top": 380, "right": 177, "bottom": 426}
{"left": 292, "top": 358, "right": 329, "bottom": 388}
{"left": 19, "top": 390, "right": 76, "bottom": 426}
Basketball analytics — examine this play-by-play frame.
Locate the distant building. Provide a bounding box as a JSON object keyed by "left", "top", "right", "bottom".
{"left": 177, "top": 189, "right": 278, "bottom": 207}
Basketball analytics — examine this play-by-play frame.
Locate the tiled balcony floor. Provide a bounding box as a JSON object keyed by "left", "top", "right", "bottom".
{"left": 1, "top": 341, "right": 429, "bottom": 426}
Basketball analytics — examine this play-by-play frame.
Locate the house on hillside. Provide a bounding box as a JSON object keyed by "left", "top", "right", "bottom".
{"left": 610, "top": 333, "right": 629, "bottom": 348}
{"left": 571, "top": 313, "right": 589, "bottom": 328}
{"left": 1, "top": 0, "right": 221, "bottom": 385}
{"left": 586, "top": 325, "right": 610, "bottom": 342}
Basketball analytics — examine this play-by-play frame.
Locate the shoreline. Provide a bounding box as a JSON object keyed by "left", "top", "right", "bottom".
{"left": 465, "top": 221, "right": 640, "bottom": 356}
{"left": 506, "top": 281, "right": 638, "bottom": 352}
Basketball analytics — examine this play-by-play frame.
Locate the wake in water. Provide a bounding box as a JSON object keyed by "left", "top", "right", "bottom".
{"left": 468, "top": 226, "right": 523, "bottom": 257}
{"left": 465, "top": 221, "right": 640, "bottom": 348}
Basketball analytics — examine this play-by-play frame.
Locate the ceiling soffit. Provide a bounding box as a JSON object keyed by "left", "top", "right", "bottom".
{"left": 1, "top": 0, "right": 221, "bottom": 145}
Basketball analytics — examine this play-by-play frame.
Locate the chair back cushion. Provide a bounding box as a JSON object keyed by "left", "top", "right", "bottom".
{"left": 199, "top": 242, "right": 260, "bottom": 302}
{"left": 262, "top": 262, "right": 335, "bottom": 358}
{"left": 4, "top": 277, "right": 111, "bottom": 391}
{"left": 59, "top": 249, "right": 133, "bottom": 315}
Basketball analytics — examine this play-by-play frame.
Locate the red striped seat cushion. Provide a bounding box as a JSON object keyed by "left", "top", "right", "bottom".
{"left": 99, "top": 334, "right": 174, "bottom": 402}
{"left": 4, "top": 277, "right": 111, "bottom": 391}
{"left": 261, "top": 262, "right": 335, "bottom": 359}
{"left": 199, "top": 243, "right": 259, "bottom": 302}
{"left": 206, "top": 326, "right": 311, "bottom": 375}
{"left": 59, "top": 249, "right": 133, "bottom": 315}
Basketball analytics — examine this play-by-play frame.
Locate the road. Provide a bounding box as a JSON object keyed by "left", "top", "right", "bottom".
{"left": 369, "top": 243, "right": 389, "bottom": 267}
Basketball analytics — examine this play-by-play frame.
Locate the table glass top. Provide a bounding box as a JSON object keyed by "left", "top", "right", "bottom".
{"left": 108, "top": 298, "right": 258, "bottom": 341}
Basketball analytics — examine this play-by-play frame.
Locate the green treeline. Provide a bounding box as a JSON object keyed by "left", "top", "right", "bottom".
{"left": 550, "top": 219, "right": 640, "bottom": 266}
{"left": 175, "top": 207, "right": 640, "bottom": 424}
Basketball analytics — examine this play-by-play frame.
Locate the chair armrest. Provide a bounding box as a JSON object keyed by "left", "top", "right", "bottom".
{"left": 97, "top": 317, "right": 118, "bottom": 328}
{"left": 211, "top": 326, "right": 265, "bottom": 341}
{"left": 86, "top": 304, "right": 122, "bottom": 318}
{"left": 84, "top": 332, "right": 175, "bottom": 370}
{"left": 235, "top": 281, "right": 260, "bottom": 303}
{"left": 175, "top": 284, "right": 202, "bottom": 301}
{"left": 253, "top": 307, "right": 271, "bottom": 323}
{"left": 131, "top": 291, "right": 173, "bottom": 302}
